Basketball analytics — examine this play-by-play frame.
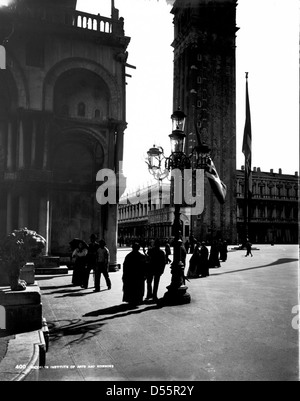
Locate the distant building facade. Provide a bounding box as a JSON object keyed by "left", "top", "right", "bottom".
{"left": 118, "top": 168, "right": 299, "bottom": 245}
{"left": 118, "top": 183, "right": 191, "bottom": 245}
{"left": 0, "top": 0, "right": 129, "bottom": 267}
{"left": 237, "top": 167, "right": 299, "bottom": 244}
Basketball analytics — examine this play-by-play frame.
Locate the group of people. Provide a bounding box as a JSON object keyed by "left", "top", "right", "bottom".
{"left": 71, "top": 235, "right": 168, "bottom": 306}
{"left": 187, "top": 239, "right": 229, "bottom": 279}
{"left": 71, "top": 234, "right": 233, "bottom": 306}
{"left": 122, "top": 239, "right": 167, "bottom": 306}
{"left": 71, "top": 234, "right": 111, "bottom": 292}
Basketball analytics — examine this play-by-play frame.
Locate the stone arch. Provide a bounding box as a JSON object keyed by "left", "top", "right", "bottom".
{"left": 43, "top": 58, "right": 122, "bottom": 120}
{"left": 50, "top": 126, "right": 106, "bottom": 179}
{"left": 5, "top": 51, "right": 29, "bottom": 109}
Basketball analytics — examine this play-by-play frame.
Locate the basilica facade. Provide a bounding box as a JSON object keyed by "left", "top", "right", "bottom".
{"left": 0, "top": 0, "right": 129, "bottom": 267}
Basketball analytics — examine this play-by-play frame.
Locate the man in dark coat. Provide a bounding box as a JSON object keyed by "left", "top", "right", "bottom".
{"left": 199, "top": 242, "right": 209, "bottom": 277}
{"left": 122, "top": 243, "right": 146, "bottom": 306}
{"left": 245, "top": 239, "right": 253, "bottom": 257}
{"left": 146, "top": 239, "right": 166, "bottom": 302}
{"left": 83, "top": 234, "right": 99, "bottom": 289}
{"left": 94, "top": 239, "right": 111, "bottom": 292}
{"left": 220, "top": 240, "right": 228, "bottom": 262}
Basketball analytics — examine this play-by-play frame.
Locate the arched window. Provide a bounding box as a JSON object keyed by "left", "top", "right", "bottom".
{"left": 95, "top": 109, "right": 101, "bottom": 119}
{"left": 78, "top": 102, "right": 86, "bottom": 117}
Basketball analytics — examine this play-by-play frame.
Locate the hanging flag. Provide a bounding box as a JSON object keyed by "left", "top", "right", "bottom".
{"left": 205, "top": 157, "right": 227, "bottom": 204}
{"left": 242, "top": 74, "right": 252, "bottom": 195}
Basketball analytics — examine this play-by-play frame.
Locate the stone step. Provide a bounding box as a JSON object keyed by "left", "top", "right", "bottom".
{"left": 33, "top": 256, "right": 61, "bottom": 268}
{"left": 35, "top": 266, "right": 68, "bottom": 275}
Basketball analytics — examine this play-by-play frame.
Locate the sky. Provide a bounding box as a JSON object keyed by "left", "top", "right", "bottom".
{"left": 1, "top": 0, "right": 299, "bottom": 191}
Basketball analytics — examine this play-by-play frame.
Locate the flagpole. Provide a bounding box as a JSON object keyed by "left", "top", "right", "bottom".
{"left": 244, "top": 71, "right": 248, "bottom": 242}
{"left": 242, "top": 72, "right": 252, "bottom": 244}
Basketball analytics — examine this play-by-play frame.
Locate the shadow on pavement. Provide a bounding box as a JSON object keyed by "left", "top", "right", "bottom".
{"left": 48, "top": 318, "right": 106, "bottom": 346}
{"left": 84, "top": 303, "right": 162, "bottom": 319}
{"left": 47, "top": 303, "right": 162, "bottom": 346}
{"left": 213, "top": 257, "right": 298, "bottom": 276}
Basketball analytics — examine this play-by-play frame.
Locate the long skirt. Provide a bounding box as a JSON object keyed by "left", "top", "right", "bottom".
{"left": 123, "top": 277, "right": 145, "bottom": 305}
{"left": 187, "top": 260, "right": 199, "bottom": 278}
{"left": 72, "top": 260, "right": 86, "bottom": 286}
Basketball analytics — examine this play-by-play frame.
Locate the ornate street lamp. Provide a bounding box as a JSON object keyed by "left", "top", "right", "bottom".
{"left": 146, "top": 109, "right": 211, "bottom": 306}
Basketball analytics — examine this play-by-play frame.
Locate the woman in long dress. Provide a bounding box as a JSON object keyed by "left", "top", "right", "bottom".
{"left": 72, "top": 241, "right": 88, "bottom": 287}
{"left": 187, "top": 243, "right": 201, "bottom": 278}
{"left": 122, "top": 243, "right": 146, "bottom": 306}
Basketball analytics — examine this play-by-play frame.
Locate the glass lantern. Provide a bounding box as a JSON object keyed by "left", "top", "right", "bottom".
{"left": 147, "top": 145, "right": 164, "bottom": 170}
{"left": 169, "top": 131, "right": 186, "bottom": 153}
{"left": 171, "top": 109, "right": 186, "bottom": 132}
{"left": 170, "top": 109, "right": 187, "bottom": 153}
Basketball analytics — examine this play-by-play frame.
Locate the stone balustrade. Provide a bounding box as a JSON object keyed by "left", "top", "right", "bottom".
{"left": 7, "top": 5, "right": 124, "bottom": 36}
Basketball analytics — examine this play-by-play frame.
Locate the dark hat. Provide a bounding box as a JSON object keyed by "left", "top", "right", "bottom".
{"left": 132, "top": 242, "right": 140, "bottom": 251}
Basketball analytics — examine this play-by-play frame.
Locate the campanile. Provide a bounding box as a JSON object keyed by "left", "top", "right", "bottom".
{"left": 171, "top": 0, "right": 238, "bottom": 242}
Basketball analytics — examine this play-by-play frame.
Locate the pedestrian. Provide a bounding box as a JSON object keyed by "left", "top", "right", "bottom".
{"left": 178, "top": 238, "right": 187, "bottom": 268}
{"left": 187, "top": 243, "right": 200, "bottom": 278}
{"left": 245, "top": 239, "right": 253, "bottom": 257}
{"left": 219, "top": 240, "right": 228, "bottom": 262}
{"left": 122, "top": 242, "right": 146, "bottom": 306}
{"left": 184, "top": 239, "right": 190, "bottom": 254}
{"left": 94, "top": 239, "right": 111, "bottom": 292}
{"left": 189, "top": 236, "right": 196, "bottom": 254}
{"left": 198, "top": 242, "right": 209, "bottom": 277}
{"left": 72, "top": 241, "right": 88, "bottom": 287}
{"left": 165, "top": 240, "right": 172, "bottom": 264}
{"left": 145, "top": 239, "right": 166, "bottom": 302}
{"left": 209, "top": 240, "right": 221, "bottom": 268}
{"left": 83, "top": 234, "right": 99, "bottom": 289}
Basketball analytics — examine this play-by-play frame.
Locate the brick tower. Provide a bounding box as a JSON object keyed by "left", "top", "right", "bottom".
{"left": 0, "top": 0, "right": 129, "bottom": 267}
{"left": 171, "top": 0, "right": 238, "bottom": 242}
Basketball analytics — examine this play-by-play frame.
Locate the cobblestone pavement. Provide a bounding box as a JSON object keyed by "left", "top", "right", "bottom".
{"left": 2, "top": 244, "right": 299, "bottom": 381}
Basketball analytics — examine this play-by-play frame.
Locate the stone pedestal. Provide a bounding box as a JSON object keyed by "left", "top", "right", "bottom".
{"left": 33, "top": 256, "right": 68, "bottom": 275}
{"left": 20, "top": 263, "right": 35, "bottom": 285}
{"left": 0, "top": 283, "right": 42, "bottom": 334}
{"left": 162, "top": 285, "right": 191, "bottom": 306}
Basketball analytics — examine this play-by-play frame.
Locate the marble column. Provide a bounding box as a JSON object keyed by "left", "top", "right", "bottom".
{"left": 105, "top": 204, "right": 119, "bottom": 271}
{"left": 18, "top": 195, "right": 29, "bottom": 229}
{"left": 6, "top": 121, "right": 13, "bottom": 170}
{"left": 39, "top": 196, "right": 50, "bottom": 255}
{"left": 31, "top": 119, "right": 37, "bottom": 168}
{"left": 0, "top": 121, "right": 5, "bottom": 169}
{"left": 43, "top": 123, "right": 49, "bottom": 170}
{"left": 18, "top": 119, "right": 25, "bottom": 169}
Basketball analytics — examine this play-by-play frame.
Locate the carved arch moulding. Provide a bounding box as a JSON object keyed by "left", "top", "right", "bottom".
{"left": 2, "top": 52, "right": 29, "bottom": 110}
{"left": 43, "top": 57, "right": 123, "bottom": 120}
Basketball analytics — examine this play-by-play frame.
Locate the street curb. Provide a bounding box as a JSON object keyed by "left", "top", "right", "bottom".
{"left": 0, "top": 330, "right": 46, "bottom": 381}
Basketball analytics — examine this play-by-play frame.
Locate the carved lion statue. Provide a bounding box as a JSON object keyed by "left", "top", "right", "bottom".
{"left": 0, "top": 228, "right": 46, "bottom": 291}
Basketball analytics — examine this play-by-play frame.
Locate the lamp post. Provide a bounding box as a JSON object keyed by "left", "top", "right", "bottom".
{"left": 146, "top": 109, "right": 211, "bottom": 306}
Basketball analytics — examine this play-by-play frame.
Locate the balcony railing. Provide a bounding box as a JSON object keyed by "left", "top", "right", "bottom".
{"left": 7, "top": 6, "right": 124, "bottom": 36}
